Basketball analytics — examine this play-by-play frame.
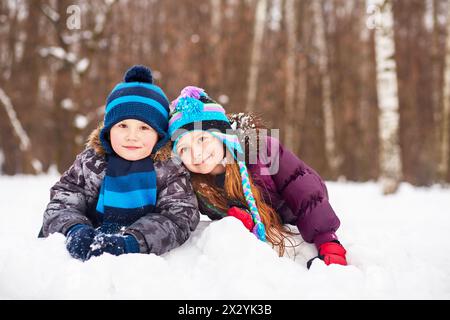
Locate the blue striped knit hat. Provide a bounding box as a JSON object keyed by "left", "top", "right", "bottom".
{"left": 100, "top": 65, "right": 170, "bottom": 154}
{"left": 169, "top": 86, "right": 266, "bottom": 242}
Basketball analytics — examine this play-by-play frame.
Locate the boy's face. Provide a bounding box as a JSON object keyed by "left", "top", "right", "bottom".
{"left": 110, "top": 119, "right": 158, "bottom": 161}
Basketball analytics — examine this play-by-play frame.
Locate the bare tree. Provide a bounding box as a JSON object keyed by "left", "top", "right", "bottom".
{"left": 394, "top": 0, "right": 438, "bottom": 186}
{"left": 295, "top": 1, "right": 309, "bottom": 153}
{"left": 373, "top": 0, "right": 402, "bottom": 194}
{"left": 441, "top": 4, "right": 450, "bottom": 181}
{"left": 284, "top": 0, "right": 297, "bottom": 153}
{"left": 208, "top": 0, "right": 224, "bottom": 93}
{"left": 38, "top": 0, "right": 117, "bottom": 172}
{"left": 311, "top": 0, "right": 338, "bottom": 176}
{"left": 246, "top": 0, "right": 268, "bottom": 113}
{"left": 0, "top": 87, "right": 42, "bottom": 173}
{"left": 0, "top": 0, "right": 448, "bottom": 186}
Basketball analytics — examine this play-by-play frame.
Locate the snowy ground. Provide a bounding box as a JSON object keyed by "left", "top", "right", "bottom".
{"left": 0, "top": 174, "right": 449, "bottom": 299}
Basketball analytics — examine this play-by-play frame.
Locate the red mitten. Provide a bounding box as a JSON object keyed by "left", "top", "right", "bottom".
{"left": 318, "top": 241, "right": 348, "bottom": 266}
{"left": 227, "top": 207, "right": 255, "bottom": 231}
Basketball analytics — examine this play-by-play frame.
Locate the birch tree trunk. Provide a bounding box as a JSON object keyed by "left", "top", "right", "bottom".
{"left": 209, "top": 0, "right": 224, "bottom": 93}
{"left": 440, "top": 5, "right": 450, "bottom": 181}
{"left": 311, "top": 0, "right": 338, "bottom": 176}
{"left": 246, "top": 0, "right": 268, "bottom": 112}
{"left": 373, "top": 0, "right": 402, "bottom": 194}
{"left": 296, "top": 2, "right": 309, "bottom": 152}
{"left": 284, "top": 0, "right": 297, "bottom": 153}
{"left": 431, "top": 0, "right": 441, "bottom": 161}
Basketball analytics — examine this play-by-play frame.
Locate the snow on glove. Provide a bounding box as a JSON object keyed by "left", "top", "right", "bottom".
{"left": 227, "top": 206, "right": 255, "bottom": 231}
{"left": 87, "top": 233, "right": 140, "bottom": 259}
{"left": 307, "top": 240, "right": 347, "bottom": 269}
{"left": 65, "top": 224, "right": 96, "bottom": 261}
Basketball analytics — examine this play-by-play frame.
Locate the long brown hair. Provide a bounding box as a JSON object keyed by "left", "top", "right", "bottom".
{"left": 191, "top": 162, "right": 298, "bottom": 256}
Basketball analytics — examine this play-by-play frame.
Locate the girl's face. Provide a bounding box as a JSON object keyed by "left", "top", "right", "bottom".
{"left": 110, "top": 119, "right": 158, "bottom": 161}
{"left": 176, "top": 131, "right": 225, "bottom": 175}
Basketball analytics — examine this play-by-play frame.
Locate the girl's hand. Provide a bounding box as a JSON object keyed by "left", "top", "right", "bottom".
{"left": 227, "top": 207, "right": 255, "bottom": 231}
{"left": 307, "top": 241, "right": 348, "bottom": 269}
{"left": 318, "top": 241, "right": 347, "bottom": 266}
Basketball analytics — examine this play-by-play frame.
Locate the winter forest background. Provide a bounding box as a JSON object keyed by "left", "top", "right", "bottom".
{"left": 2, "top": 0, "right": 450, "bottom": 300}
{"left": 1, "top": 0, "right": 450, "bottom": 193}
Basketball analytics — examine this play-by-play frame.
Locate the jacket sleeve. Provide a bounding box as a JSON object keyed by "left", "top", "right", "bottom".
{"left": 262, "top": 136, "right": 341, "bottom": 249}
{"left": 125, "top": 159, "right": 200, "bottom": 255}
{"left": 196, "top": 192, "right": 228, "bottom": 221}
{"left": 42, "top": 148, "right": 104, "bottom": 237}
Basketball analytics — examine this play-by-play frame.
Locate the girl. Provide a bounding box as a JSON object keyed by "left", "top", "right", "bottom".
{"left": 39, "top": 66, "right": 200, "bottom": 261}
{"left": 168, "top": 86, "right": 347, "bottom": 268}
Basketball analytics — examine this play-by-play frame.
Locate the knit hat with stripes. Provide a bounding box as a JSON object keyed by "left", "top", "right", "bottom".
{"left": 169, "top": 86, "right": 266, "bottom": 242}
{"left": 100, "top": 65, "right": 170, "bottom": 154}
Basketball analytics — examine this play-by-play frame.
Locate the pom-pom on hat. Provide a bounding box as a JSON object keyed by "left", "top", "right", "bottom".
{"left": 169, "top": 86, "right": 267, "bottom": 242}
{"left": 169, "top": 86, "right": 232, "bottom": 146}
{"left": 100, "top": 65, "right": 170, "bottom": 154}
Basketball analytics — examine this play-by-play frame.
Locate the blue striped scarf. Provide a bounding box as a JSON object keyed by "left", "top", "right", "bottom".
{"left": 96, "top": 154, "right": 157, "bottom": 234}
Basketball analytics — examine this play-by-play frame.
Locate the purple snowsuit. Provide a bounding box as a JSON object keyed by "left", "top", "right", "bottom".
{"left": 248, "top": 135, "right": 340, "bottom": 249}
{"left": 197, "top": 114, "right": 341, "bottom": 249}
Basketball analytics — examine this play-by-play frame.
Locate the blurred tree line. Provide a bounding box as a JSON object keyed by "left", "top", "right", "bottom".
{"left": 0, "top": 0, "right": 449, "bottom": 189}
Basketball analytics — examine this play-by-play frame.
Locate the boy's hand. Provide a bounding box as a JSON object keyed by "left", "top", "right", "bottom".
{"left": 87, "top": 233, "right": 140, "bottom": 259}
{"left": 227, "top": 207, "right": 255, "bottom": 231}
{"left": 65, "top": 224, "right": 96, "bottom": 261}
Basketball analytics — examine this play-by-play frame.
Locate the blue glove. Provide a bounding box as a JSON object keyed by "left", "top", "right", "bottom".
{"left": 87, "top": 233, "right": 140, "bottom": 259}
{"left": 65, "top": 224, "right": 96, "bottom": 261}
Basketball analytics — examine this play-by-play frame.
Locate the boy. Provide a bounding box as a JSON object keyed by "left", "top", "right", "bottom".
{"left": 39, "top": 65, "right": 200, "bottom": 261}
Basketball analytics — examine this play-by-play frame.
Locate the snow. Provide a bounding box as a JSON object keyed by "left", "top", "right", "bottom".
{"left": 217, "top": 94, "right": 229, "bottom": 105}
{"left": 39, "top": 47, "right": 84, "bottom": 66}
{"left": 75, "top": 58, "right": 90, "bottom": 74}
{"left": 38, "top": 75, "right": 53, "bottom": 102}
{"left": 424, "top": 0, "right": 434, "bottom": 32}
{"left": 40, "top": 4, "right": 60, "bottom": 23}
{"left": 31, "top": 159, "right": 43, "bottom": 174}
{"left": 0, "top": 175, "right": 449, "bottom": 299}
{"left": 151, "top": 70, "right": 162, "bottom": 80}
{"left": 268, "top": 0, "right": 282, "bottom": 31}
{"left": 229, "top": 113, "right": 255, "bottom": 130}
{"left": 39, "top": 47, "right": 67, "bottom": 61}
{"left": 190, "top": 34, "right": 200, "bottom": 44}
{"left": 61, "top": 98, "right": 74, "bottom": 111}
{"left": 74, "top": 114, "right": 88, "bottom": 129}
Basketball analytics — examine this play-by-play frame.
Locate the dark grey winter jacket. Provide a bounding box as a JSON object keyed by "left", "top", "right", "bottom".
{"left": 41, "top": 126, "right": 200, "bottom": 255}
